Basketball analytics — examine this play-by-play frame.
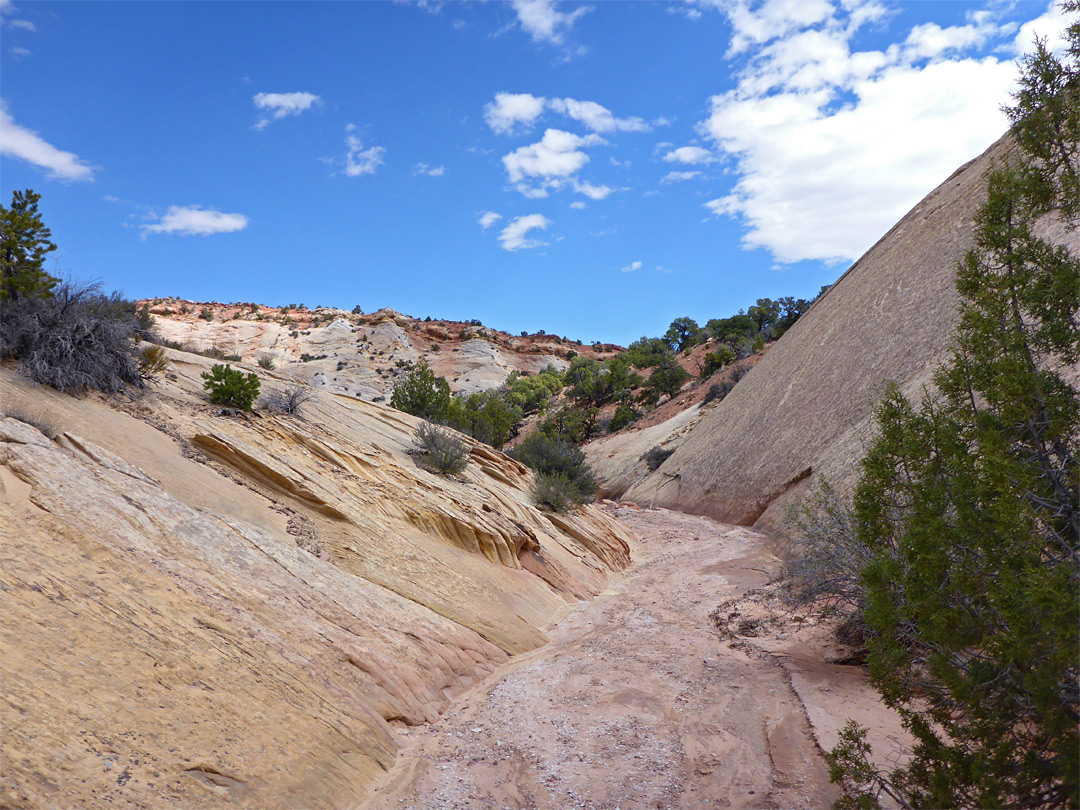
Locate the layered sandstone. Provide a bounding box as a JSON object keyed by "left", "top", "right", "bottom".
{"left": 0, "top": 347, "right": 634, "bottom": 810}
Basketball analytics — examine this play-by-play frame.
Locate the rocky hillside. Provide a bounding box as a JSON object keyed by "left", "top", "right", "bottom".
{"left": 143, "top": 302, "right": 620, "bottom": 401}
{"left": 0, "top": 349, "right": 634, "bottom": 810}
{"left": 585, "top": 132, "right": 1080, "bottom": 531}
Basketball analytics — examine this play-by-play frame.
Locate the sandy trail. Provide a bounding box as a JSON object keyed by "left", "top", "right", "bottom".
{"left": 361, "top": 505, "right": 855, "bottom": 810}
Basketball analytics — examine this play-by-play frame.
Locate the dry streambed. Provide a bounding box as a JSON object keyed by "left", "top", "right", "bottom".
{"left": 361, "top": 506, "right": 906, "bottom": 810}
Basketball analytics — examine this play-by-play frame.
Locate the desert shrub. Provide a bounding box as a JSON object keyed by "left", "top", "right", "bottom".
{"left": 2, "top": 405, "right": 60, "bottom": 439}
{"left": 413, "top": 421, "right": 469, "bottom": 475}
{"left": 530, "top": 471, "right": 582, "bottom": 512}
{"left": 608, "top": 403, "right": 637, "bottom": 432}
{"left": 641, "top": 445, "right": 675, "bottom": 471}
{"left": 702, "top": 383, "right": 724, "bottom": 404}
{"left": 138, "top": 343, "right": 170, "bottom": 381}
{"left": 510, "top": 431, "right": 596, "bottom": 505}
{"left": 261, "top": 383, "right": 314, "bottom": 415}
{"left": 257, "top": 355, "right": 275, "bottom": 370}
{"left": 1, "top": 280, "right": 147, "bottom": 395}
{"left": 639, "top": 356, "right": 689, "bottom": 404}
{"left": 201, "top": 364, "right": 260, "bottom": 411}
{"left": 537, "top": 405, "right": 600, "bottom": 444}
{"left": 782, "top": 481, "right": 871, "bottom": 631}
{"left": 444, "top": 390, "right": 521, "bottom": 449}
{"left": 391, "top": 359, "right": 451, "bottom": 422}
{"left": 700, "top": 347, "right": 734, "bottom": 378}
{"left": 623, "top": 335, "right": 673, "bottom": 369}
{"left": 198, "top": 307, "right": 214, "bottom": 321}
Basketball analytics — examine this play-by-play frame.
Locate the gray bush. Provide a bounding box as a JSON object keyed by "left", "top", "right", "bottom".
{"left": 414, "top": 421, "right": 469, "bottom": 475}
{"left": 261, "top": 383, "right": 314, "bottom": 415}
{"left": 2, "top": 405, "right": 60, "bottom": 439}
{"left": 641, "top": 445, "right": 675, "bottom": 471}
{"left": 1, "top": 280, "right": 147, "bottom": 394}
{"left": 782, "top": 480, "right": 873, "bottom": 636}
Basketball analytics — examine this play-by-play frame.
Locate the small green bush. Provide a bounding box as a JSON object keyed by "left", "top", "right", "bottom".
{"left": 201, "top": 364, "right": 260, "bottom": 410}
{"left": 608, "top": 403, "right": 637, "bottom": 432}
{"left": 198, "top": 307, "right": 214, "bottom": 321}
{"left": 413, "top": 421, "right": 469, "bottom": 475}
{"left": 703, "top": 383, "right": 724, "bottom": 405}
{"left": 531, "top": 471, "right": 581, "bottom": 512}
{"left": 510, "top": 431, "right": 596, "bottom": 506}
{"left": 641, "top": 445, "right": 675, "bottom": 471}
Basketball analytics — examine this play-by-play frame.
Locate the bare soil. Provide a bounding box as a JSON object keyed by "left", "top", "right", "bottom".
{"left": 361, "top": 505, "right": 907, "bottom": 810}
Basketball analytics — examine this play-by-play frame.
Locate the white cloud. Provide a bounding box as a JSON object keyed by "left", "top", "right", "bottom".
{"left": 548, "top": 97, "right": 649, "bottom": 133}
{"left": 8, "top": 18, "right": 33, "bottom": 31}
{"left": 503, "top": 128, "right": 605, "bottom": 195}
{"left": 478, "top": 211, "right": 502, "bottom": 229}
{"left": 142, "top": 206, "right": 248, "bottom": 237}
{"left": 573, "top": 179, "right": 614, "bottom": 200}
{"left": 10, "top": 46, "right": 29, "bottom": 57}
{"left": 620, "top": 260, "right": 642, "bottom": 273}
{"left": 1012, "top": 2, "right": 1073, "bottom": 55}
{"left": 498, "top": 213, "right": 551, "bottom": 251}
{"left": 661, "top": 170, "right": 702, "bottom": 183}
{"left": 570, "top": 201, "right": 587, "bottom": 209}
{"left": 484, "top": 92, "right": 547, "bottom": 135}
{"left": 511, "top": 0, "right": 590, "bottom": 45}
{"left": 253, "top": 91, "right": 321, "bottom": 129}
{"left": 344, "top": 133, "right": 385, "bottom": 176}
{"left": 662, "top": 145, "right": 715, "bottom": 164}
{"left": 696, "top": 0, "right": 1028, "bottom": 264}
{"left": 413, "top": 163, "right": 445, "bottom": 176}
{"left": 0, "top": 105, "right": 95, "bottom": 181}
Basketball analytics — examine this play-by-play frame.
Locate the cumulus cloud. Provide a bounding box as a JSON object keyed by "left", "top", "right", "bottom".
{"left": 502, "top": 128, "right": 605, "bottom": 195}
{"left": 485, "top": 92, "right": 546, "bottom": 135}
{"left": 661, "top": 170, "right": 702, "bottom": 183}
{"left": 620, "top": 260, "right": 642, "bottom": 273}
{"left": 10, "top": 46, "right": 29, "bottom": 58}
{"left": 573, "top": 179, "right": 614, "bottom": 200}
{"left": 485, "top": 93, "right": 648, "bottom": 135}
{"left": 662, "top": 145, "right": 715, "bottom": 164}
{"left": 1012, "top": 3, "right": 1074, "bottom": 55}
{"left": 0, "top": 105, "right": 95, "bottom": 181}
{"left": 498, "top": 213, "right": 551, "bottom": 251}
{"left": 697, "top": 0, "right": 1027, "bottom": 264}
{"left": 142, "top": 206, "right": 248, "bottom": 237}
{"left": 413, "top": 163, "right": 445, "bottom": 176}
{"left": 548, "top": 97, "right": 649, "bottom": 133}
{"left": 511, "top": 0, "right": 590, "bottom": 45}
{"left": 344, "top": 133, "right": 385, "bottom": 176}
{"left": 478, "top": 211, "right": 502, "bottom": 229}
{"left": 8, "top": 18, "right": 34, "bottom": 30}
{"left": 570, "top": 201, "right": 587, "bottom": 209}
{"left": 253, "top": 91, "right": 321, "bottom": 129}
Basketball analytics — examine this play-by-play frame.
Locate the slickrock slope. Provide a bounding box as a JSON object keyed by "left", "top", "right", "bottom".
{"left": 0, "top": 348, "right": 634, "bottom": 810}
{"left": 591, "top": 133, "right": 1080, "bottom": 530}
{"left": 145, "top": 304, "right": 620, "bottom": 400}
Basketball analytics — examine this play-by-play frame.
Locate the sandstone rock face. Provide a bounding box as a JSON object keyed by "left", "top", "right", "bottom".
{"left": 602, "top": 134, "right": 1079, "bottom": 530}
{"left": 146, "top": 304, "right": 609, "bottom": 402}
{"left": 0, "top": 349, "right": 634, "bottom": 809}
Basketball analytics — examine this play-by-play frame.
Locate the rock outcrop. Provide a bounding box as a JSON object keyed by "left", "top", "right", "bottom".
{"left": 0, "top": 346, "right": 634, "bottom": 809}
{"left": 588, "top": 133, "right": 1079, "bottom": 530}
{"left": 145, "top": 303, "right": 620, "bottom": 401}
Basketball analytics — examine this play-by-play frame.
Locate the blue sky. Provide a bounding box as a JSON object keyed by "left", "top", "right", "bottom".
{"left": 0, "top": 0, "right": 1072, "bottom": 345}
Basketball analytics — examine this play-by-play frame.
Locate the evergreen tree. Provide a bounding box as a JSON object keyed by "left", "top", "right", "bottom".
{"left": 1, "top": 189, "right": 58, "bottom": 301}
{"left": 827, "top": 10, "right": 1079, "bottom": 807}
{"left": 390, "top": 359, "right": 451, "bottom": 422}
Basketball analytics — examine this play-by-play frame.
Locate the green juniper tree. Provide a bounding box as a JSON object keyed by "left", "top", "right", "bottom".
{"left": 827, "top": 9, "right": 1079, "bottom": 808}
{"left": 1, "top": 189, "right": 58, "bottom": 301}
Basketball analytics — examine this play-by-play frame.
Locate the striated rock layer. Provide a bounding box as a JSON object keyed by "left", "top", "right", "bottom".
{"left": 0, "top": 348, "right": 634, "bottom": 810}
{"left": 591, "top": 133, "right": 1079, "bottom": 530}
